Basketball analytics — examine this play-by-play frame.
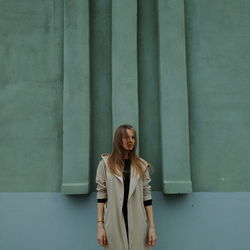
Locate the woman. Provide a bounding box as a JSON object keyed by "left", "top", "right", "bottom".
{"left": 96, "top": 124, "right": 157, "bottom": 249}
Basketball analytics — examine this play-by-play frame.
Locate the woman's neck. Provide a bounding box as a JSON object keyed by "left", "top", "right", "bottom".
{"left": 123, "top": 151, "right": 129, "bottom": 159}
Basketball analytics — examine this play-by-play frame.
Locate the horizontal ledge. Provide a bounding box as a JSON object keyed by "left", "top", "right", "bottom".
{"left": 61, "top": 182, "right": 89, "bottom": 195}
{"left": 163, "top": 180, "right": 192, "bottom": 194}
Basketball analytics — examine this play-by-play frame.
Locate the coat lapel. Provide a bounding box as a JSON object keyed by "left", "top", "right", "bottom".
{"left": 113, "top": 164, "right": 140, "bottom": 200}
{"left": 101, "top": 154, "right": 145, "bottom": 200}
{"left": 101, "top": 154, "right": 124, "bottom": 183}
{"left": 114, "top": 173, "right": 123, "bottom": 183}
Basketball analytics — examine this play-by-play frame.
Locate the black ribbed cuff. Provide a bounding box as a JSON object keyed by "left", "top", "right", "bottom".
{"left": 144, "top": 199, "right": 152, "bottom": 206}
{"left": 97, "top": 199, "right": 107, "bottom": 203}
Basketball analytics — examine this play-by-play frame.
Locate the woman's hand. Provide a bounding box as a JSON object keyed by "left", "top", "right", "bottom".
{"left": 97, "top": 224, "right": 108, "bottom": 247}
{"left": 147, "top": 227, "right": 157, "bottom": 247}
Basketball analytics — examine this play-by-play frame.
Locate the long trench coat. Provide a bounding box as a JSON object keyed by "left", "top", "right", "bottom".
{"left": 96, "top": 154, "right": 152, "bottom": 250}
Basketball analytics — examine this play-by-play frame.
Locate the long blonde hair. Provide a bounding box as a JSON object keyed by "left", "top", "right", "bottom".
{"left": 107, "top": 124, "right": 145, "bottom": 179}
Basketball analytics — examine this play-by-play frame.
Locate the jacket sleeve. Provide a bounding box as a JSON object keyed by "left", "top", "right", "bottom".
{"left": 143, "top": 165, "right": 152, "bottom": 201}
{"left": 96, "top": 160, "right": 108, "bottom": 200}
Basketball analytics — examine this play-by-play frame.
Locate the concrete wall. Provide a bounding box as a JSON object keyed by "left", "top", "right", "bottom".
{"left": 0, "top": 0, "right": 63, "bottom": 192}
{"left": 1, "top": 192, "right": 250, "bottom": 250}
{"left": 186, "top": 0, "right": 250, "bottom": 191}
{"left": 1, "top": 0, "right": 250, "bottom": 249}
{"left": 1, "top": 0, "right": 250, "bottom": 193}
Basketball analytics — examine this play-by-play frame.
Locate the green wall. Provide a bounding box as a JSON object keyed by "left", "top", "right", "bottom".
{"left": 1, "top": 0, "right": 250, "bottom": 192}
{"left": 186, "top": 0, "right": 250, "bottom": 191}
{"left": 0, "top": 0, "right": 63, "bottom": 191}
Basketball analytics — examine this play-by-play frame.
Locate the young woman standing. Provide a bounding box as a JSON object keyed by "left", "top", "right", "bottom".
{"left": 96, "top": 124, "right": 157, "bottom": 249}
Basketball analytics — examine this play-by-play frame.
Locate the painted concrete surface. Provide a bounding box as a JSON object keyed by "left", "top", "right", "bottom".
{"left": 1, "top": 0, "right": 250, "bottom": 193}
{"left": 185, "top": 0, "right": 250, "bottom": 191}
{"left": 1, "top": 192, "right": 250, "bottom": 250}
{"left": 0, "top": 0, "right": 63, "bottom": 192}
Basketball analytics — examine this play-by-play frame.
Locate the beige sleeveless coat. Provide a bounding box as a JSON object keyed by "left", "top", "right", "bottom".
{"left": 96, "top": 154, "right": 152, "bottom": 250}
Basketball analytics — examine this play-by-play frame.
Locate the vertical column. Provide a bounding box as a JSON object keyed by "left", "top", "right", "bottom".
{"left": 158, "top": 0, "right": 192, "bottom": 193}
{"left": 112, "top": 0, "right": 139, "bottom": 134}
{"left": 137, "top": 0, "right": 162, "bottom": 190}
{"left": 62, "top": 0, "right": 90, "bottom": 194}
{"left": 89, "top": 0, "right": 112, "bottom": 190}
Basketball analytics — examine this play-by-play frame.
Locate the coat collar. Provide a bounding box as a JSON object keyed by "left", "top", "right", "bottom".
{"left": 101, "top": 154, "right": 148, "bottom": 200}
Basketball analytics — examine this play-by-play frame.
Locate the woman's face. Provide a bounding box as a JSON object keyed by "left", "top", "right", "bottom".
{"left": 122, "top": 129, "right": 135, "bottom": 151}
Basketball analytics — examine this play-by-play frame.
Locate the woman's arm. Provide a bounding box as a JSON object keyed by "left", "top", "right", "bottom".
{"left": 97, "top": 202, "right": 105, "bottom": 223}
{"left": 143, "top": 165, "right": 157, "bottom": 246}
{"left": 96, "top": 161, "right": 108, "bottom": 246}
{"left": 97, "top": 202, "right": 108, "bottom": 246}
{"left": 145, "top": 205, "right": 156, "bottom": 229}
{"left": 145, "top": 205, "right": 157, "bottom": 246}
